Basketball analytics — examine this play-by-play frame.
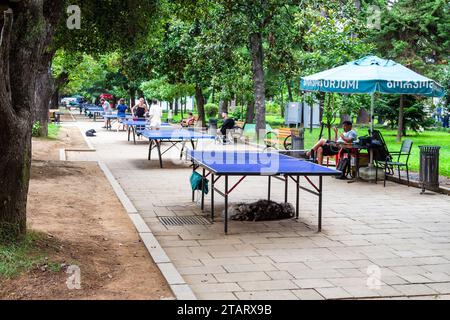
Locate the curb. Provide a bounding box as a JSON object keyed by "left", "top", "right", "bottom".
{"left": 98, "top": 161, "right": 197, "bottom": 300}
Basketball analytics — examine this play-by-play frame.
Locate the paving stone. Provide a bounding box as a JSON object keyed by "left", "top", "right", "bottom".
{"left": 237, "top": 280, "right": 298, "bottom": 291}
{"left": 214, "top": 272, "right": 271, "bottom": 283}
{"left": 223, "top": 263, "right": 278, "bottom": 273}
{"left": 316, "top": 287, "right": 353, "bottom": 299}
{"left": 392, "top": 284, "right": 438, "bottom": 296}
{"left": 234, "top": 290, "right": 298, "bottom": 300}
{"left": 291, "top": 289, "right": 325, "bottom": 300}
{"left": 196, "top": 292, "right": 238, "bottom": 300}
{"left": 190, "top": 283, "right": 243, "bottom": 294}
{"left": 426, "top": 282, "right": 450, "bottom": 294}
{"left": 293, "top": 279, "right": 333, "bottom": 289}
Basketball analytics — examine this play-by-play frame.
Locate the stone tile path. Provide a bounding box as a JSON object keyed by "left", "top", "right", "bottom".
{"left": 66, "top": 115, "right": 450, "bottom": 300}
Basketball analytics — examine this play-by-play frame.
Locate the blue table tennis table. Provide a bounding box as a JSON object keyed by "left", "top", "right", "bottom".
{"left": 84, "top": 106, "right": 104, "bottom": 121}
{"left": 188, "top": 151, "right": 341, "bottom": 233}
{"left": 123, "top": 120, "right": 172, "bottom": 144}
{"left": 102, "top": 114, "right": 133, "bottom": 130}
{"left": 141, "top": 129, "right": 215, "bottom": 168}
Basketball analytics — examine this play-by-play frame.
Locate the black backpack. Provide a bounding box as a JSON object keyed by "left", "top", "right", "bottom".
{"left": 335, "top": 157, "right": 350, "bottom": 179}
{"left": 85, "top": 129, "right": 96, "bottom": 137}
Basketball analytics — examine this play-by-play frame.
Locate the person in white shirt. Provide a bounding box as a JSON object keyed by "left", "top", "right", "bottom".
{"left": 148, "top": 99, "right": 163, "bottom": 130}
{"left": 101, "top": 98, "right": 112, "bottom": 128}
{"left": 306, "top": 121, "right": 357, "bottom": 165}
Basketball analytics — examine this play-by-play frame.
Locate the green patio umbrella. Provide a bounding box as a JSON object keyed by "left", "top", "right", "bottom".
{"left": 300, "top": 55, "right": 445, "bottom": 133}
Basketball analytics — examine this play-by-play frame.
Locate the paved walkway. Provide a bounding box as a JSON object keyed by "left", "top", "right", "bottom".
{"left": 67, "top": 115, "right": 450, "bottom": 300}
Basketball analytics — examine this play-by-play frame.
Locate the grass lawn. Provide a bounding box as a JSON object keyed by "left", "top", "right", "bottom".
{"left": 0, "top": 232, "right": 60, "bottom": 278}
{"left": 47, "top": 123, "right": 61, "bottom": 139}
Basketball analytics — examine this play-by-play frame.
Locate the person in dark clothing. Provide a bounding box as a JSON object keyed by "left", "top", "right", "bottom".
{"left": 218, "top": 112, "right": 235, "bottom": 143}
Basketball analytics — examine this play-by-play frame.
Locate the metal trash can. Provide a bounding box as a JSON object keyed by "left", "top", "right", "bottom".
{"left": 291, "top": 130, "right": 304, "bottom": 158}
{"left": 419, "top": 146, "right": 440, "bottom": 193}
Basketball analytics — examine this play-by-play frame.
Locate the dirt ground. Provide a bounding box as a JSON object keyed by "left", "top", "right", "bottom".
{"left": 0, "top": 126, "right": 173, "bottom": 300}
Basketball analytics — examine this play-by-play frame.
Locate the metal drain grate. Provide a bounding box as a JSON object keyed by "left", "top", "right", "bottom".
{"left": 159, "top": 215, "right": 212, "bottom": 226}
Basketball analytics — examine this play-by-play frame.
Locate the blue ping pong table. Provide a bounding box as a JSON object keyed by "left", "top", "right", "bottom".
{"left": 84, "top": 106, "right": 104, "bottom": 121}
{"left": 123, "top": 120, "right": 172, "bottom": 144}
{"left": 141, "top": 129, "right": 215, "bottom": 168}
{"left": 103, "top": 114, "right": 132, "bottom": 130}
{"left": 189, "top": 151, "right": 341, "bottom": 233}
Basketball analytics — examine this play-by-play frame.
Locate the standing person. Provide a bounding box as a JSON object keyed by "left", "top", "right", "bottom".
{"left": 116, "top": 98, "right": 128, "bottom": 118}
{"left": 116, "top": 98, "right": 129, "bottom": 131}
{"left": 218, "top": 112, "right": 235, "bottom": 144}
{"left": 132, "top": 97, "right": 148, "bottom": 119}
{"left": 101, "top": 98, "right": 113, "bottom": 129}
{"left": 149, "top": 99, "right": 163, "bottom": 130}
{"left": 132, "top": 97, "right": 148, "bottom": 140}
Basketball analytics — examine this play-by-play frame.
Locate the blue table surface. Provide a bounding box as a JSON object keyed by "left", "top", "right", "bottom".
{"left": 141, "top": 129, "right": 215, "bottom": 140}
{"left": 122, "top": 120, "right": 172, "bottom": 126}
{"left": 188, "top": 151, "right": 341, "bottom": 176}
{"left": 103, "top": 114, "right": 133, "bottom": 119}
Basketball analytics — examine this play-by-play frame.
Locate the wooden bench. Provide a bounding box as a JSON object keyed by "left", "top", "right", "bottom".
{"left": 48, "top": 110, "right": 61, "bottom": 124}
{"left": 264, "top": 128, "right": 300, "bottom": 150}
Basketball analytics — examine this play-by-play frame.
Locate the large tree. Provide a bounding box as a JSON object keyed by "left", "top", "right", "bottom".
{"left": 0, "top": 0, "right": 63, "bottom": 241}
{"left": 0, "top": 0, "right": 158, "bottom": 242}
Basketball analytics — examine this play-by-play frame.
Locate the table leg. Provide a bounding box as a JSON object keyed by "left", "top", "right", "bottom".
{"left": 201, "top": 168, "right": 205, "bottom": 211}
{"left": 127, "top": 126, "right": 131, "bottom": 142}
{"left": 285, "top": 175, "right": 288, "bottom": 203}
{"left": 268, "top": 176, "right": 271, "bottom": 201}
{"left": 318, "top": 176, "right": 323, "bottom": 232}
{"left": 132, "top": 126, "right": 136, "bottom": 145}
{"left": 148, "top": 140, "right": 153, "bottom": 160}
{"left": 225, "top": 175, "right": 229, "bottom": 234}
{"left": 211, "top": 174, "right": 215, "bottom": 221}
{"left": 155, "top": 140, "right": 163, "bottom": 168}
{"left": 296, "top": 176, "right": 300, "bottom": 219}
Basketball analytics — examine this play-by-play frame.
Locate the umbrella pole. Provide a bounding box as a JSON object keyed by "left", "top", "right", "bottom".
{"left": 369, "top": 93, "right": 375, "bottom": 167}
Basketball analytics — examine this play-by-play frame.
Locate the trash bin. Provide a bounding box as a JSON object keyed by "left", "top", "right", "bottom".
{"left": 419, "top": 146, "right": 441, "bottom": 193}
{"left": 291, "top": 130, "right": 304, "bottom": 158}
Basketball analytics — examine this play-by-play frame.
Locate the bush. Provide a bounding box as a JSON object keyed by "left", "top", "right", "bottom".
{"left": 205, "top": 103, "right": 219, "bottom": 118}
{"left": 32, "top": 121, "right": 41, "bottom": 137}
{"left": 266, "top": 101, "right": 281, "bottom": 115}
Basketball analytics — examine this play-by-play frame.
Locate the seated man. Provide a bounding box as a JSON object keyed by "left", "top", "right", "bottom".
{"left": 306, "top": 121, "right": 357, "bottom": 165}
{"left": 217, "top": 112, "right": 235, "bottom": 143}
{"left": 181, "top": 112, "right": 195, "bottom": 127}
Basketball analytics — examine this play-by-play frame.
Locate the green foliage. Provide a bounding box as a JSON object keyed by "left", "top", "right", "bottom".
{"left": 32, "top": 122, "right": 41, "bottom": 137}
{"left": 205, "top": 103, "right": 219, "bottom": 118}
{"left": 265, "top": 101, "right": 281, "bottom": 115}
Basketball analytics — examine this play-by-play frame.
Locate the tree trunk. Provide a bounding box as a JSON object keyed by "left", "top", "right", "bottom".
{"left": 318, "top": 92, "right": 325, "bottom": 125}
{"left": 174, "top": 97, "right": 179, "bottom": 116}
{"left": 286, "top": 75, "right": 293, "bottom": 103}
{"left": 357, "top": 108, "right": 371, "bottom": 124}
{"left": 246, "top": 101, "right": 255, "bottom": 123}
{"left": 219, "top": 99, "right": 228, "bottom": 115}
{"left": 397, "top": 95, "right": 404, "bottom": 142}
{"left": 33, "top": 66, "right": 53, "bottom": 137}
{"left": 0, "top": 1, "right": 63, "bottom": 242}
{"left": 249, "top": 32, "right": 266, "bottom": 140}
{"left": 195, "top": 84, "right": 206, "bottom": 127}
{"left": 129, "top": 88, "right": 136, "bottom": 108}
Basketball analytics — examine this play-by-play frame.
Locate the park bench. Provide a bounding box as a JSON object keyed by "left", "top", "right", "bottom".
{"left": 264, "top": 127, "right": 300, "bottom": 150}
{"left": 48, "top": 110, "right": 61, "bottom": 124}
